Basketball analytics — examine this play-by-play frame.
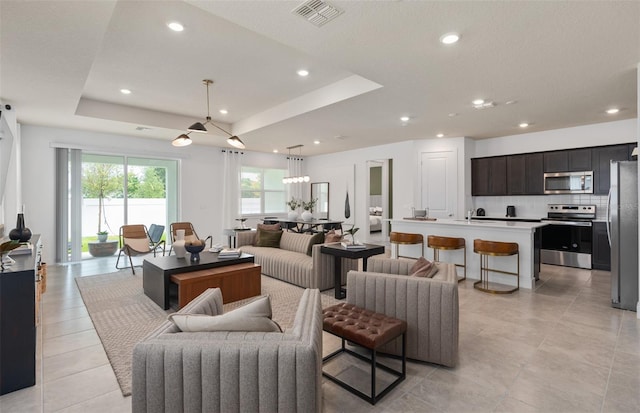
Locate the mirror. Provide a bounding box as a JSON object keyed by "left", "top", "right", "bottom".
{"left": 311, "top": 182, "right": 329, "bottom": 219}
{"left": 366, "top": 159, "right": 392, "bottom": 242}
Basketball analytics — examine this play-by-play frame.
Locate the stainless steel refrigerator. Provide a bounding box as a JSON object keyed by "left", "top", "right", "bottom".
{"left": 608, "top": 160, "right": 638, "bottom": 311}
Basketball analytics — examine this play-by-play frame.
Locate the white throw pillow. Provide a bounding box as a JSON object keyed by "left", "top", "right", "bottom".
{"left": 168, "top": 295, "right": 282, "bottom": 332}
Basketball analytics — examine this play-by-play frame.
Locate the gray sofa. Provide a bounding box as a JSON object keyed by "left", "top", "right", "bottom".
{"left": 132, "top": 288, "right": 323, "bottom": 413}
{"left": 346, "top": 256, "right": 459, "bottom": 367}
{"left": 236, "top": 230, "right": 357, "bottom": 290}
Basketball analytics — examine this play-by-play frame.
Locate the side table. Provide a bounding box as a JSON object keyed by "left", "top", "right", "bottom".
{"left": 320, "top": 243, "right": 385, "bottom": 299}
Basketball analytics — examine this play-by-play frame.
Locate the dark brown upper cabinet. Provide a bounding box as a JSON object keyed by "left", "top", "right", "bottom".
{"left": 568, "top": 148, "right": 591, "bottom": 171}
{"left": 472, "top": 156, "right": 506, "bottom": 196}
{"left": 543, "top": 151, "right": 568, "bottom": 172}
{"left": 507, "top": 154, "right": 526, "bottom": 195}
{"left": 525, "top": 153, "right": 544, "bottom": 194}
{"left": 593, "top": 144, "right": 630, "bottom": 195}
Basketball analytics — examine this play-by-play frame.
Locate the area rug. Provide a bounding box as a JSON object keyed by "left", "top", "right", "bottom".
{"left": 75, "top": 271, "right": 341, "bottom": 397}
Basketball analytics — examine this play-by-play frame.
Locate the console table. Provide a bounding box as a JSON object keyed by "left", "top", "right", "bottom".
{"left": 0, "top": 235, "right": 42, "bottom": 395}
{"left": 321, "top": 243, "right": 385, "bottom": 299}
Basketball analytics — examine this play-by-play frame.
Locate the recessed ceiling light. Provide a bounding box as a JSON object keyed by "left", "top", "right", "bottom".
{"left": 297, "top": 69, "right": 309, "bottom": 77}
{"left": 505, "top": 100, "right": 518, "bottom": 105}
{"left": 436, "top": 133, "right": 444, "bottom": 138}
{"left": 167, "top": 22, "right": 184, "bottom": 32}
{"left": 606, "top": 108, "right": 620, "bottom": 114}
{"left": 219, "top": 109, "right": 228, "bottom": 115}
{"left": 472, "top": 99, "right": 484, "bottom": 105}
{"left": 273, "top": 149, "right": 278, "bottom": 153}
{"left": 400, "top": 116, "right": 410, "bottom": 122}
{"left": 519, "top": 123, "right": 529, "bottom": 128}
{"left": 120, "top": 89, "right": 131, "bottom": 95}
{"left": 440, "top": 33, "right": 460, "bottom": 45}
{"left": 313, "top": 140, "right": 320, "bottom": 145}
{"left": 448, "top": 113, "right": 458, "bottom": 117}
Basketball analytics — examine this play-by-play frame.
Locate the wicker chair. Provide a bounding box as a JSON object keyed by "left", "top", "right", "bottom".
{"left": 116, "top": 224, "right": 166, "bottom": 274}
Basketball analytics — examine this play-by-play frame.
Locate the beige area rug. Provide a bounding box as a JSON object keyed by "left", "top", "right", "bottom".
{"left": 75, "top": 271, "right": 341, "bottom": 397}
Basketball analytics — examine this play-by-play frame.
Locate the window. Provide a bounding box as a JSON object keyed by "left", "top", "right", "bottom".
{"left": 241, "top": 166, "right": 286, "bottom": 215}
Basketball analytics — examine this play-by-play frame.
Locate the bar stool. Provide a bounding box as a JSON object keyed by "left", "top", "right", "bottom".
{"left": 473, "top": 239, "right": 519, "bottom": 294}
{"left": 427, "top": 235, "right": 466, "bottom": 281}
{"left": 390, "top": 232, "right": 424, "bottom": 259}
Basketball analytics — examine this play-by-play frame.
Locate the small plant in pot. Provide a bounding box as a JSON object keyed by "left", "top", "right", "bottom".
{"left": 345, "top": 227, "right": 360, "bottom": 245}
{"left": 301, "top": 198, "right": 317, "bottom": 221}
{"left": 286, "top": 197, "right": 300, "bottom": 220}
{"left": 97, "top": 230, "right": 109, "bottom": 242}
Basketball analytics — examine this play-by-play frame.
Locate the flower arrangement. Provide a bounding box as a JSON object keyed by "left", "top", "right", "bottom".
{"left": 286, "top": 197, "right": 300, "bottom": 211}
{"left": 302, "top": 198, "right": 317, "bottom": 212}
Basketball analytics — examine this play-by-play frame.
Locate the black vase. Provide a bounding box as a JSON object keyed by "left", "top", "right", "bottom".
{"left": 9, "top": 213, "right": 32, "bottom": 242}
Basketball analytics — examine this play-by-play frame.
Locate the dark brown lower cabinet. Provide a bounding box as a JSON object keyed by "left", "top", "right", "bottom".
{"left": 592, "top": 222, "right": 611, "bottom": 271}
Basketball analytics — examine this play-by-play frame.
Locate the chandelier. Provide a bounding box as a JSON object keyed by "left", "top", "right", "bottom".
{"left": 282, "top": 144, "right": 310, "bottom": 184}
{"left": 172, "top": 79, "right": 245, "bottom": 149}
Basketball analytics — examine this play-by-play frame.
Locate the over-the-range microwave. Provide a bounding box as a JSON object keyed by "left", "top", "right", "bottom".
{"left": 543, "top": 171, "right": 593, "bottom": 194}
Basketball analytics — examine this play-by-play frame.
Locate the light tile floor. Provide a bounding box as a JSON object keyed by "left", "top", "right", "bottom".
{"left": 1, "top": 257, "right": 639, "bottom": 412}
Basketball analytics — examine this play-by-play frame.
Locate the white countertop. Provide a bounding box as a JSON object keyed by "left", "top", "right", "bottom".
{"left": 389, "top": 218, "right": 548, "bottom": 230}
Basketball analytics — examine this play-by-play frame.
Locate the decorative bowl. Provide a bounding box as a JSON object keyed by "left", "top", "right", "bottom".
{"left": 185, "top": 241, "right": 206, "bottom": 261}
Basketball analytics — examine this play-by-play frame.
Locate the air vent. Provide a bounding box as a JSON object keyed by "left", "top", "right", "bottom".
{"left": 292, "top": 0, "right": 343, "bottom": 27}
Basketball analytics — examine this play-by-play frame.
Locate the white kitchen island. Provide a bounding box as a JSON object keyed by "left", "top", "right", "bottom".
{"left": 389, "top": 218, "right": 548, "bottom": 290}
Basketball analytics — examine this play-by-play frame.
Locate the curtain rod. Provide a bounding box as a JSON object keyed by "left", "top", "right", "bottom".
{"left": 221, "top": 149, "right": 244, "bottom": 154}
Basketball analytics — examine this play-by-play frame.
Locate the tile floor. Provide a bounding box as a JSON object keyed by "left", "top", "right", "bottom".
{"left": 0, "top": 256, "right": 639, "bottom": 412}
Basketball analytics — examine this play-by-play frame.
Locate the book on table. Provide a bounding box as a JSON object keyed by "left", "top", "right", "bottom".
{"left": 218, "top": 248, "right": 240, "bottom": 258}
{"left": 341, "top": 242, "right": 366, "bottom": 250}
{"left": 9, "top": 242, "right": 33, "bottom": 255}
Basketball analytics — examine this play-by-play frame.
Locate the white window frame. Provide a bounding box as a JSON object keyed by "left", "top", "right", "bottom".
{"left": 240, "top": 166, "right": 287, "bottom": 216}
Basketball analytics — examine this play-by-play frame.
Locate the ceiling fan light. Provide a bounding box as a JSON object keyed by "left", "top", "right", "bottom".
{"left": 172, "top": 134, "right": 192, "bottom": 147}
{"left": 227, "top": 135, "right": 245, "bottom": 149}
{"left": 188, "top": 122, "right": 207, "bottom": 133}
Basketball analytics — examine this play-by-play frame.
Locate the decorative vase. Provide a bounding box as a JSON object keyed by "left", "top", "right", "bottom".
{"left": 173, "top": 229, "right": 187, "bottom": 258}
{"left": 97, "top": 233, "right": 108, "bottom": 242}
{"left": 344, "top": 191, "right": 351, "bottom": 219}
{"left": 301, "top": 210, "right": 313, "bottom": 221}
{"left": 9, "top": 213, "right": 32, "bottom": 242}
{"left": 288, "top": 210, "right": 299, "bottom": 221}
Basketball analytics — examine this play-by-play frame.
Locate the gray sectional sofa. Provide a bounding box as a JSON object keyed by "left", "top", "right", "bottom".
{"left": 132, "top": 287, "right": 323, "bottom": 413}
{"left": 346, "top": 256, "right": 459, "bottom": 367}
{"left": 236, "top": 230, "right": 357, "bottom": 290}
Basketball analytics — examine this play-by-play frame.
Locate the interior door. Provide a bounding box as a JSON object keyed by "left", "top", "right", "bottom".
{"left": 420, "top": 151, "right": 457, "bottom": 219}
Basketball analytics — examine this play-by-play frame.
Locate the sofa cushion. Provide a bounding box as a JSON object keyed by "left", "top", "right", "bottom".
{"left": 258, "top": 223, "right": 281, "bottom": 231}
{"left": 280, "top": 231, "right": 313, "bottom": 254}
{"left": 410, "top": 256, "right": 439, "bottom": 278}
{"left": 256, "top": 229, "right": 283, "bottom": 247}
{"left": 168, "top": 295, "right": 282, "bottom": 332}
{"left": 325, "top": 230, "right": 342, "bottom": 243}
{"left": 306, "top": 232, "right": 325, "bottom": 256}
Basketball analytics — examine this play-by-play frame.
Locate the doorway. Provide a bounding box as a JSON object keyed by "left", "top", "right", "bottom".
{"left": 366, "top": 159, "right": 392, "bottom": 243}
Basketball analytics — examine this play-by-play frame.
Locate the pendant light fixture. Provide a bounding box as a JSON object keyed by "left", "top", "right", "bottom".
{"left": 282, "top": 144, "right": 310, "bottom": 184}
{"left": 172, "top": 79, "right": 246, "bottom": 149}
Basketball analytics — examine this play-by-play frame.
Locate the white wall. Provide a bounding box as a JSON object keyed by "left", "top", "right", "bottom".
{"left": 19, "top": 125, "right": 286, "bottom": 264}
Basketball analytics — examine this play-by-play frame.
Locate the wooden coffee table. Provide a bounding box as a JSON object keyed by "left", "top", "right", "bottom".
{"left": 170, "top": 262, "right": 261, "bottom": 309}
{"left": 142, "top": 252, "right": 255, "bottom": 309}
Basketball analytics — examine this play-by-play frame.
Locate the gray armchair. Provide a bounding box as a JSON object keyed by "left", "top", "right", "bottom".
{"left": 132, "top": 288, "right": 323, "bottom": 413}
{"left": 346, "top": 256, "right": 459, "bottom": 367}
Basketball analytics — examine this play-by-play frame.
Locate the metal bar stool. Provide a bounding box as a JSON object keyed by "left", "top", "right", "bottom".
{"left": 390, "top": 232, "right": 424, "bottom": 259}
{"left": 427, "top": 235, "right": 466, "bottom": 281}
{"left": 473, "top": 239, "right": 519, "bottom": 294}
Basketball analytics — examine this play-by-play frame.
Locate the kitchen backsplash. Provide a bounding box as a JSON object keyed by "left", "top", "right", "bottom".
{"left": 473, "top": 195, "right": 608, "bottom": 220}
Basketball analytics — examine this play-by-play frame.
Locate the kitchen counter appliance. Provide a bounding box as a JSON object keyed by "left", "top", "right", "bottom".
{"left": 544, "top": 171, "right": 593, "bottom": 194}
{"left": 540, "top": 204, "right": 596, "bottom": 269}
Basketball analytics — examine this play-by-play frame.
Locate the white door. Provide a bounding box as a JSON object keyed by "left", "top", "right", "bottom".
{"left": 420, "top": 151, "right": 457, "bottom": 219}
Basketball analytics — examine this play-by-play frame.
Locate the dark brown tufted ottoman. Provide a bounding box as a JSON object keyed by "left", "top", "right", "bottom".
{"left": 322, "top": 303, "right": 407, "bottom": 405}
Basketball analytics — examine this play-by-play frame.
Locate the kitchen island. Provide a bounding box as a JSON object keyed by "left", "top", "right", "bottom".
{"left": 389, "top": 219, "right": 548, "bottom": 290}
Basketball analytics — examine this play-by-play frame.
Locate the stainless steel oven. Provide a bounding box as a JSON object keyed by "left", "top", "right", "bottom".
{"left": 540, "top": 204, "right": 596, "bottom": 269}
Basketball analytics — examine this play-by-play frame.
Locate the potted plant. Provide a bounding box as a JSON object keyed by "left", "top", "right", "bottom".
{"left": 286, "top": 197, "right": 300, "bottom": 221}
{"left": 301, "top": 198, "right": 317, "bottom": 221}
{"left": 97, "top": 230, "right": 109, "bottom": 242}
{"left": 345, "top": 226, "right": 360, "bottom": 245}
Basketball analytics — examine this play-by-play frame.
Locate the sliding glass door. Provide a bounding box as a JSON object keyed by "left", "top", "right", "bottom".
{"left": 58, "top": 150, "right": 178, "bottom": 262}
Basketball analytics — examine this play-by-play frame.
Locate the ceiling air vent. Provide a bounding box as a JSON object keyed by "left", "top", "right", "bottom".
{"left": 292, "top": 0, "right": 343, "bottom": 27}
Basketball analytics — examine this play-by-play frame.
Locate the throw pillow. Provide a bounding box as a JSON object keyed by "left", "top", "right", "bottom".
{"left": 325, "top": 229, "right": 342, "bottom": 243}
{"left": 169, "top": 295, "right": 282, "bottom": 332}
{"left": 410, "top": 256, "right": 439, "bottom": 278}
{"left": 256, "top": 229, "right": 283, "bottom": 247}
{"left": 306, "top": 231, "right": 325, "bottom": 256}
{"left": 257, "top": 223, "right": 281, "bottom": 231}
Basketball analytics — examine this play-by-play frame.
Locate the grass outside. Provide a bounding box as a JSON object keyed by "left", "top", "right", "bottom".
{"left": 80, "top": 235, "right": 167, "bottom": 252}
